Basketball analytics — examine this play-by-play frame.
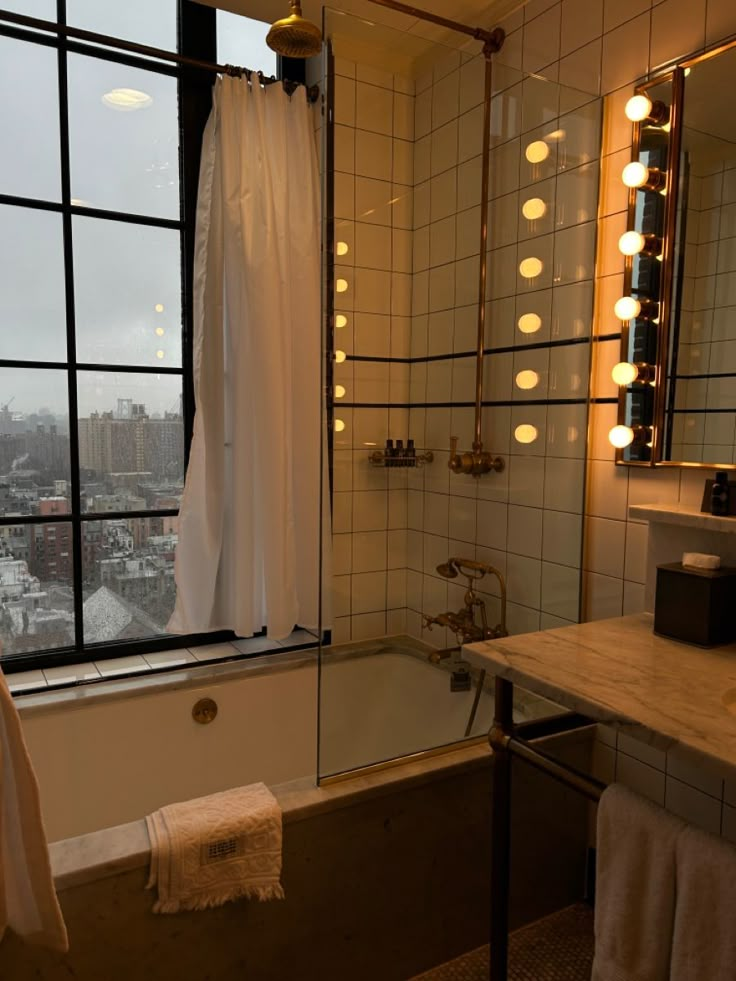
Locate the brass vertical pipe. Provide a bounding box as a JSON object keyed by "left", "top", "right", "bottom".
{"left": 474, "top": 47, "right": 494, "bottom": 454}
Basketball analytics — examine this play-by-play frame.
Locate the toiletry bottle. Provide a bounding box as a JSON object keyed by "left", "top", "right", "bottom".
{"left": 407, "top": 439, "right": 416, "bottom": 466}
{"left": 711, "top": 471, "right": 730, "bottom": 517}
{"left": 395, "top": 439, "right": 404, "bottom": 467}
{"left": 385, "top": 439, "right": 393, "bottom": 468}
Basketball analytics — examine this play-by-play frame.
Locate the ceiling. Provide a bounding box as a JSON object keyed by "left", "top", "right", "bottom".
{"left": 195, "top": 0, "right": 527, "bottom": 75}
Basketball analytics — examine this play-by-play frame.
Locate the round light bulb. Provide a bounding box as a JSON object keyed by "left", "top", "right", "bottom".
{"left": 518, "top": 313, "right": 542, "bottom": 334}
{"left": 608, "top": 424, "right": 635, "bottom": 448}
{"left": 335, "top": 314, "right": 348, "bottom": 329}
{"left": 334, "top": 384, "right": 346, "bottom": 399}
{"left": 618, "top": 230, "right": 646, "bottom": 256}
{"left": 335, "top": 350, "right": 346, "bottom": 363}
{"left": 522, "top": 197, "right": 547, "bottom": 220}
{"left": 525, "top": 140, "right": 549, "bottom": 164}
{"left": 336, "top": 241, "right": 349, "bottom": 256}
{"left": 514, "top": 424, "right": 538, "bottom": 444}
{"left": 155, "top": 326, "right": 165, "bottom": 337}
{"left": 519, "top": 256, "right": 543, "bottom": 279}
{"left": 625, "top": 94, "right": 653, "bottom": 123}
{"left": 614, "top": 296, "right": 642, "bottom": 321}
{"left": 515, "top": 370, "right": 539, "bottom": 390}
{"left": 336, "top": 278, "right": 349, "bottom": 293}
{"left": 611, "top": 362, "right": 639, "bottom": 386}
{"left": 622, "top": 161, "right": 649, "bottom": 188}
{"left": 154, "top": 303, "right": 164, "bottom": 313}
{"left": 102, "top": 88, "right": 153, "bottom": 111}
{"left": 334, "top": 418, "right": 346, "bottom": 433}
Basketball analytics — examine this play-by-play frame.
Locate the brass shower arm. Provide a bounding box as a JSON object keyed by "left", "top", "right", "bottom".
{"left": 361, "top": 0, "right": 505, "bottom": 51}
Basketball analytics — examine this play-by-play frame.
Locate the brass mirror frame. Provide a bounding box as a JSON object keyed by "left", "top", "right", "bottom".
{"left": 614, "top": 37, "right": 736, "bottom": 469}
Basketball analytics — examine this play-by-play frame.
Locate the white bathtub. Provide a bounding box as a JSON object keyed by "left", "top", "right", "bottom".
{"left": 17, "top": 638, "right": 553, "bottom": 842}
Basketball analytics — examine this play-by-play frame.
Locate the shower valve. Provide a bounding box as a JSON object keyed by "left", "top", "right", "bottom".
{"left": 448, "top": 437, "right": 505, "bottom": 477}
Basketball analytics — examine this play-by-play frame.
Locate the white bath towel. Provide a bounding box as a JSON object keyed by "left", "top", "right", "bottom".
{"left": 0, "top": 667, "right": 68, "bottom": 952}
{"left": 670, "top": 823, "right": 736, "bottom": 980}
{"left": 146, "top": 782, "right": 284, "bottom": 913}
{"left": 592, "top": 783, "right": 684, "bottom": 981}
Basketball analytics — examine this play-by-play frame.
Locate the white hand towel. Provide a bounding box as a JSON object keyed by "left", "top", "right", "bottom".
{"left": 670, "top": 823, "right": 736, "bottom": 980}
{"left": 146, "top": 781, "right": 284, "bottom": 913}
{"left": 592, "top": 783, "right": 684, "bottom": 981}
{"left": 0, "top": 668, "right": 68, "bottom": 952}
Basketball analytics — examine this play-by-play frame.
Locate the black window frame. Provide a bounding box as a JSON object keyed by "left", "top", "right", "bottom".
{"left": 0, "top": 0, "right": 239, "bottom": 673}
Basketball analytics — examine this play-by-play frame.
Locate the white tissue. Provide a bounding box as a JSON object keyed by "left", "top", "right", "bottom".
{"left": 682, "top": 552, "right": 721, "bottom": 570}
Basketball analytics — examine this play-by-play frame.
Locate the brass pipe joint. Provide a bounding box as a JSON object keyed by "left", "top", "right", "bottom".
{"left": 448, "top": 437, "right": 505, "bottom": 477}
{"left": 489, "top": 724, "right": 511, "bottom": 752}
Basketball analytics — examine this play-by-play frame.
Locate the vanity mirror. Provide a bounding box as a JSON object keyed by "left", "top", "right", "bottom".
{"left": 611, "top": 39, "right": 736, "bottom": 468}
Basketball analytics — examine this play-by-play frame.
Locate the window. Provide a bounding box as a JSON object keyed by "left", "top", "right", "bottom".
{"left": 0, "top": 1, "right": 222, "bottom": 669}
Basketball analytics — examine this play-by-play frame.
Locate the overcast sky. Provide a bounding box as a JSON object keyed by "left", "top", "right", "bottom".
{"left": 0, "top": 3, "right": 273, "bottom": 418}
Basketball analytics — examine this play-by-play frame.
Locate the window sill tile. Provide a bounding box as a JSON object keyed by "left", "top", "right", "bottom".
{"left": 6, "top": 669, "right": 48, "bottom": 694}
{"left": 143, "top": 648, "right": 197, "bottom": 669}
{"left": 230, "top": 637, "right": 281, "bottom": 655}
{"left": 94, "top": 656, "right": 152, "bottom": 678}
{"left": 44, "top": 663, "right": 101, "bottom": 686}
{"left": 188, "top": 642, "right": 241, "bottom": 663}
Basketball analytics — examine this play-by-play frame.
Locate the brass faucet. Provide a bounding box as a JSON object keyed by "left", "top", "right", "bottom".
{"left": 423, "top": 557, "right": 507, "bottom": 648}
{"left": 448, "top": 436, "right": 505, "bottom": 478}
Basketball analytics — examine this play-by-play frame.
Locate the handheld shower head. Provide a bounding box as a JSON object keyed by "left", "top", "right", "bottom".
{"left": 436, "top": 561, "right": 459, "bottom": 579}
{"left": 267, "top": 1, "right": 322, "bottom": 59}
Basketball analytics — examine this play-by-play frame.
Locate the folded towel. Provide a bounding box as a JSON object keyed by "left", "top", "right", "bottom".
{"left": 592, "top": 783, "right": 684, "bottom": 981}
{"left": 0, "top": 668, "right": 67, "bottom": 952}
{"left": 670, "top": 823, "right": 736, "bottom": 980}
{"left": 146, "top": 782, "right": 284, "bottom": 913}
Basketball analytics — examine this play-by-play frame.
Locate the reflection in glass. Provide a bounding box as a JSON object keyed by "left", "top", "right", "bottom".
{"left": 217, "top": 10, "right": 278, "bottom": 75}
{"left": 0, "top": 521, "right": 75, "bottom": 658}
{"left": 0, "top": 367, "right": 71, "bottom": 519}
{"left": 0, "top": 35, "right": 61, "bottom": 201}
{"left": 73, "top": 217, "right": 182, "bottom": 367}
{"left": 76, "top": 370, "right": 184, "bottom": 489}
{"left": 0, "top": 206, "right": 67, "bottom": 362}
{"left": 82, "top": 518, "right": 177, "bottom": 645}
{"left": 68, "top": 55, "right": 180, "bottom": 219}
{"left": 66, "top": 0, "right": 177, "bottom": 54}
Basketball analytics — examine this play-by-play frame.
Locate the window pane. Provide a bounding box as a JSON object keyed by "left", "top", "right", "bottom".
{"left": 0, "top": 368, "right": 71, "bottom": 518}
{"left": 68, "top": 55, "right": 180, "bottom": 219}
{"left": 0, "top": 205, "right": 67, "bottom": 362}
{"left": 0, "top": 521, "right": 75, "bottom": 658}
{"left": 2, "top": 1, "right": 55, "bottom": 19}
{"left": 0, "top": 35, "right": 61, "bottom": 201}
{"left": 66, "top": 0, "right": 177, "bottom": 54}
{"left": 217, "top": 10, "right": 277, "bottom": 75}
{"left": 73, "top": 217, "right": 182, "bottom": 367}
{"left": 82, "top": 517, "right": 177, "bottom": 644}
{"left": 77, "top": 370, "right": 184, "bottom": 492}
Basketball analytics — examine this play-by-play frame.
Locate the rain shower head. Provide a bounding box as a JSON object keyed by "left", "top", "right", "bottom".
{"left": 266, "top": 1, "right": 322, "bottom": 59}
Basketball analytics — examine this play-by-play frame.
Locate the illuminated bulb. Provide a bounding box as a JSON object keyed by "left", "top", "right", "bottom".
{"left": 156, "top": 349, "right": 165, "bottom": 359}
{"left": 522, "top": 197, "right": 547, "bottom": 220}
{"left": 515, "top": 370, "right": 539, "bottom": 390}
{"left": 102, "top": 88, "right": 153, "bottom": 111}
{"left": 514, "top": 424, "right": 538, "bottom": 444}
{"left": 336, "top": 241, "right": 349, "bottom": 256}
{"left": 334, "top": 418, "right": 346, "bottom": 432}
{"left": 155, "top": 303, "right": 164, "bottom": 313}
{"left": 608, "top": 424, "right": 635, "bottom": 448}
{"left": 518, "top": 313, "right": 542, "bottom": 334}
{"left": 625, "top": 94, "right": 653, "bottom": 122}
{"left": 614, "top": 296, "right": 642, "bottom": 321}
{"left": 336, "top": 278, "right": 349, "bottom": 293}
{"left": 335, "top": 350, "right": 346, "bottom": 363}
{"left": 618, "top": 230, "right": 646, "bottom": 256}
{"left": 155, "top": 326, "right": 165, "bottom": 337}
{"left": 519, "top": 256, "right": 543, "bottom": 278}
{"left": 335, "top": 314, "right": 348, "bottom": 329}
{"left": 622, "top": 161, "right": 649, "bottom": 188}
{"left": 611, "top": 362, "right": 639, "bottom": 386}
{"left": 525, "top": 140, "right": 549, "bottom": 163}
{"left": 334, "top": 385, "right": 346, "bottom": 399}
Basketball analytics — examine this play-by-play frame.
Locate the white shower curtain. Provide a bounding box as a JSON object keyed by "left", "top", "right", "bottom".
{"left": 169, "top": 75, "right": 323, "bottom": 641}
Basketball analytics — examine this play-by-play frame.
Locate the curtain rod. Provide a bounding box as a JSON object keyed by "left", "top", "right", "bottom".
{"left": 0, "top": 7, "right": 320, "bottom": 103}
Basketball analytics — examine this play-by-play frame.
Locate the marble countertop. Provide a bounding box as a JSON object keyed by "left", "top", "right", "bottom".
{"left": 464, "top": 613, "right": 736, "bottom": 776}
{"left": 629, "top": 502, "right": 736, "bottom": 533}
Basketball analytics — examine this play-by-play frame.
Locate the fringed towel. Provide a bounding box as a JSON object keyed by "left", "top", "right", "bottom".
{"left": 0, "top": 668, "right": 68, "bottom": 952}
{"left": 146, "top": 782, "right": 284, "bottom": 913}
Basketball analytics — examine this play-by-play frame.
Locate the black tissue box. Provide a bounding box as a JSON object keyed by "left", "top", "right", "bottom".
{"left": 654, "top": 562, "right": 736, "bottom": 647}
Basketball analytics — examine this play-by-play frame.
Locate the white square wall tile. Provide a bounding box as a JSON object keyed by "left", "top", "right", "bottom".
{"left": 664, "top": 777, "right": 722, "bottom": 835}
{"left": 507, "top": 504, "right": 543, "bottom": 558}
{"left": 541, "top": 562, "right": 581, "bottom": 621}
{"left": 356, "top": 82, "right": 392, "bottom": 135}
{"left": 585, "top": 516, "right": 626, "bottom": 578}
{"left": 542, "top": 510, "right": 583, "bottom": 568}
{"left": 583, "top": 571, "right": 623, "bottom": 621}
{"left": 544, "top": 457, "right": 585, "bottom": 513}
{"left": 351, "top": 571, "right": 387, "bottom": 615}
